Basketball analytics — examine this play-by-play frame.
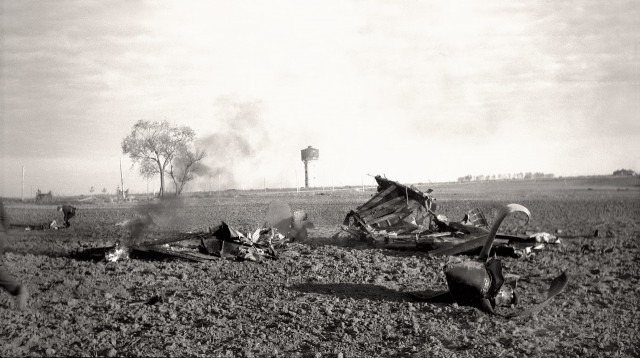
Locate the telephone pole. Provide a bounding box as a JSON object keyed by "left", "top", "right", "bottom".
{"left": 119, "top": 158, "right": 125, "bottom": 200}
{"left": 21, "top": 166, "right": 25, "bottom": 202}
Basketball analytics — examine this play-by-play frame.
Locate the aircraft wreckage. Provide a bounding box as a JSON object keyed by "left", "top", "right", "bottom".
{"left": 340, "top": 175, "right": 561, "bottom": 258}
{"left": 79, "top": 202, "right": 314, "bottom": 263}
{"left": 343, "top": 175, "right": 568, "bottom": 317}
{"left": 76, "top": 176, "right": 569, "bottom": 317}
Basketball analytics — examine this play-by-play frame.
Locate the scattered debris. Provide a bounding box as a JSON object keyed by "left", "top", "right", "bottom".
{"left": 340, "top": 175, "right": 560, "bottom": 257}
{"left": 198, "top": 222, "right": 281, "bottom": 261}
{"left": 411, "top": 203, "right": 569, "bottom": 317}
{"left": 10, "top": 220, "right": 66, "bottom": 231}
{"left": 97, "top": 200, "right": 312, "bottom": 262}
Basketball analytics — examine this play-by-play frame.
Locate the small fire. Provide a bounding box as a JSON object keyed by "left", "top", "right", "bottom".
{"left": 106, "top": 244, "right": 130, "bottom": 262}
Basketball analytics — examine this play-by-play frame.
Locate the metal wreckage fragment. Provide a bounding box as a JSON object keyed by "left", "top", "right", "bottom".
{"left": 341, "top": 175, "right": 561, "bottom": 258}
{"left": 431, "top": 205, "right": 568, "bottom": 317}
{"left": 96, "top": 202, "right": 313, "bottom": 263}
{"left": 343, "top": 176, "right": 568, "bottom": 316}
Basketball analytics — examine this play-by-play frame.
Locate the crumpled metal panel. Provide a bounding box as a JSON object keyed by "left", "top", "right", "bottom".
{"left": 342, "top": 175, "right": 561, "bottom": 259}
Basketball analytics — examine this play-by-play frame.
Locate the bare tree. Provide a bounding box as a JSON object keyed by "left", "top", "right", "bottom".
{"left": 169, "top": 147, "right": 209, "bottom": 195}
{"left": 122, "top": 120, "right": 195, "bottom": 197}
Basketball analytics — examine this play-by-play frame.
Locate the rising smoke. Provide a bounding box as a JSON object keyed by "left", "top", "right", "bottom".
{"left": 123, "top": 196, "right": 184, "bottom": 247}
{"left": 195, "top": 96, "right": 270, "bottom": 190}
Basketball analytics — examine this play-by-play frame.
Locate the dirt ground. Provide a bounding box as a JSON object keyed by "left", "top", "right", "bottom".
{"left": 1, "top": 177, "right": 639, "bottom": 357}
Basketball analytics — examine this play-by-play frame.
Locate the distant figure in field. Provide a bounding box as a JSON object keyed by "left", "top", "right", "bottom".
{"left": 0, "top": 200, "right": 28, "bottom": 310}
{"left": 57, "top": 205, "right": 76, "bottom": 228}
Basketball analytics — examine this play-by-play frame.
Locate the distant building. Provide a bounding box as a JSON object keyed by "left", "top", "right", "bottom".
{"left": 35, "top": 189, "right": 53, "bottom": 203}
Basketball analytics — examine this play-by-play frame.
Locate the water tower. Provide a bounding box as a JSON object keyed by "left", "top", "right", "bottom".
{"left": 301, "top": 146, "right": 319, "bottom": 188}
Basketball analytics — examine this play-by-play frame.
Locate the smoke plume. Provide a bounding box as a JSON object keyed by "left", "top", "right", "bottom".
{"left": 124, "top": 197, "right": 184, "bottom": 246}
{"left": 196, "top": 96, "right": 270, "bottom": 190}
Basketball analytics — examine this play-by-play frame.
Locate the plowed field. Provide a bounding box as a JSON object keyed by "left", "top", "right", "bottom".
{"left": 1, "top": 177, "right": 639, "bottom": 357}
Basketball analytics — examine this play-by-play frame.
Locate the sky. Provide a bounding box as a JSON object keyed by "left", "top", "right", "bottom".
{"left": 1, "top": 0, "right": 639, "bottom": 197}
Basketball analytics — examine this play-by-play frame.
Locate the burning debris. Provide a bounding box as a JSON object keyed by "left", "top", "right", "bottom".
{"left": 340, "top": 175, "right": 560, "bottom": 258}
{"left": 99, "top": 201, "right": 312, "bottom": 263}
{"left": 105, "top": 244, "right": 130, "bottom": 262}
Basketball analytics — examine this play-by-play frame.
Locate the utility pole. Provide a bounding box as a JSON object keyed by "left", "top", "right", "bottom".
{"left": 21, "top": 166, "right": 24, "bottom": 202}
{"left": 119, "top": 158, "right": 125, "bottom": 200}
{"left": 218, "top": 174, "right": 221, "bottom": 194}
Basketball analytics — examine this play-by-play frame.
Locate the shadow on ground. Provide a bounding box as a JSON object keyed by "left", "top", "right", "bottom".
{"left": 4, "top": 247, "right": 68, "bottom": 259}
{"left": 289, "top": 282, "right": 414, "bottom": 302}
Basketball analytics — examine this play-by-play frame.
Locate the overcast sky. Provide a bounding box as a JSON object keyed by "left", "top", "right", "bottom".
{"left": 1, "top": 0, "right": 639, "bottom": 197}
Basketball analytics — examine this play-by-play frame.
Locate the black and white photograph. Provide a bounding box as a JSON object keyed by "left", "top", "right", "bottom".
{"left": 1, "top": 1, "right": 638, "bottom": 356}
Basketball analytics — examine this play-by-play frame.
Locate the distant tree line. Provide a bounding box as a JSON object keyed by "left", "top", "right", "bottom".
{"left": 613, "top": 169, "right": 636, "bottom": 176}
{"left": 457, "top": 172, "right": 554, "bottom": 183}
